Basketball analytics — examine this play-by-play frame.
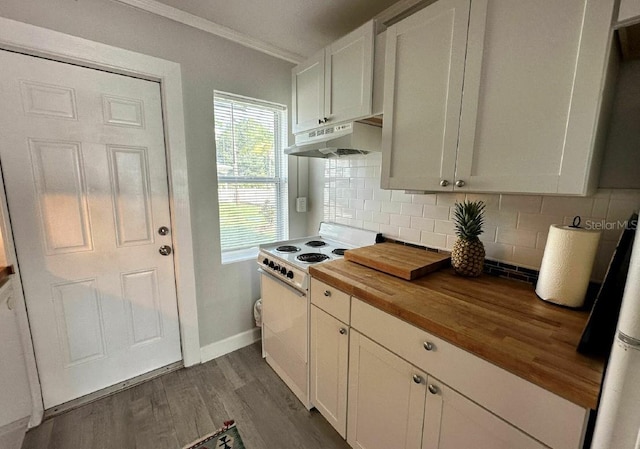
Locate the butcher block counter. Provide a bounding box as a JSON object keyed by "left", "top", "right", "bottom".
{"left": 309, "top": 259, "right": 605, "bottom": 410}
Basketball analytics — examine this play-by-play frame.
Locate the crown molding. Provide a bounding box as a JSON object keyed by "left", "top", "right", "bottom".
{"left": 114, "top": 0, "right": 305, "bottom": 64}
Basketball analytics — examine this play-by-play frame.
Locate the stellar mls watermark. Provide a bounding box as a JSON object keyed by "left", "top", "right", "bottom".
{"left": 584, "top": 218, "right": 638, "bottom": 231}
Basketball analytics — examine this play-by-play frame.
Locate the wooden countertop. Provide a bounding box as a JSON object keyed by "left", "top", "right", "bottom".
{"left": 309, "top": 260, "right": 605, "bottom": 410}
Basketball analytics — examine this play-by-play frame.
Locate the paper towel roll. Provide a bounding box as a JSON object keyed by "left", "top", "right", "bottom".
{"left": 535, "top": 224, "right": 601, "bottom": 308}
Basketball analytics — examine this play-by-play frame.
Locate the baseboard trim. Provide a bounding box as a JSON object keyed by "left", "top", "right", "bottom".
{"left": 200, "top": 328, "right": 261, "bottom": 363}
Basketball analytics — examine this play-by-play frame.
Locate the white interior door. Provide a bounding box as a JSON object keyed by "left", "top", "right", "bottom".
{"left": 0, "top": 50, "right": 182, "bottom": 408}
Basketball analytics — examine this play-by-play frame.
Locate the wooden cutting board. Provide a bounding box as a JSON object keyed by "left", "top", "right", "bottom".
{"left": 344, "top": 242, "right": 450, "bottom": 280}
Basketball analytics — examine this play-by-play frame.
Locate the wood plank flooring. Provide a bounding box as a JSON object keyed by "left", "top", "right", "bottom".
{"left": 22, "top": 342, "right": 350, "bottom": 449}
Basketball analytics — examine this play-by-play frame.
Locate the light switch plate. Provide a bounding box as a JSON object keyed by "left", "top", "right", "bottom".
{"left": 296, "top": 197, "right": 307, "bottom": 213}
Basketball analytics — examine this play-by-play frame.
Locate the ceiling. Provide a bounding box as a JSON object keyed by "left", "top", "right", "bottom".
{"left": 152, "top": 0, "right": 403, "bottom": 61}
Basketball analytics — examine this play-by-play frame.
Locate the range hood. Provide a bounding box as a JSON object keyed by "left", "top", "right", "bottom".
{"left": 285, "top": 122, "right": 382, "bottom": 158}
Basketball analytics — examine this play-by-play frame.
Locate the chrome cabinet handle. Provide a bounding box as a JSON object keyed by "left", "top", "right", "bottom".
{"left": 159, "top": 245, "right": 172, "bottom": 256}
{"left": 455, "top": 180, "right": 466, "bottom": 187}
{"left": 428, "top": 384, "right": 439, "bottom": 395}
{"left": 324, "top": 290, "right": 331, "bottom": 297}
{"left": 423, "top": 341, "right": 434, "bottom": 351}
{"left": 440, "top": 180, "right": 449, "bottom": 187}
{"left": 339, "top": 328, "right": 347, "bottom": 335}
{"left": 413, "top": 374, "right": 423, "bottom": 384}
{"left": 158, "top": 226, "right": 170, "bottom": 236}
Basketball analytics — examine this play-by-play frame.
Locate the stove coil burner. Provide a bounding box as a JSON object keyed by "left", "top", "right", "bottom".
{"left": 305, "top": 240, "right": 327, "bottom": 248}
{"left": 332, "top": 248, "right": 347, "bottom": 256}
{"left": 297, "top": 253, "right": 330, "bottom": 263}
{"left": 276, "top": 245, "right": 300, "bottom": 253}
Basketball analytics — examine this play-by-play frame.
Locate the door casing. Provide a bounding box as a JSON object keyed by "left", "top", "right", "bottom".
{"left": 0, "top": 16, "right": 200, "bottom": 427}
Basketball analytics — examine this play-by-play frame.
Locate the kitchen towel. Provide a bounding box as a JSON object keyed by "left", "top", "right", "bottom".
{"left": 536, "top": 224, "right": 601, "bottom": 308}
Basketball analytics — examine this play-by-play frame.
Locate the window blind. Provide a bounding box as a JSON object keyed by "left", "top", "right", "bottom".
{"left": 214, "top": 91, "right": 288, "bottom": 254}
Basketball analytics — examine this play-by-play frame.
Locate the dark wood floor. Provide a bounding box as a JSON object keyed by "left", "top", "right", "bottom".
{"left": 21, "top": 342, "right": 350, "bottom": 449}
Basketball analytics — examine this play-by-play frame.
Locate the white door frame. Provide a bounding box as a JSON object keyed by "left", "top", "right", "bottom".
{"left": 0, "top": 16, "right": 200, "bottom": 426}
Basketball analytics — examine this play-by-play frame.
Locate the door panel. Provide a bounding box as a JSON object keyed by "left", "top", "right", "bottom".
{"left": 0, "top": 50, "right": 181, "bottom": 408}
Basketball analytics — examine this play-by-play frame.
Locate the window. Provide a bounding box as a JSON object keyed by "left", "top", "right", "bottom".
{"left": 214, "top": 91, "right": 288, "bottom": 260}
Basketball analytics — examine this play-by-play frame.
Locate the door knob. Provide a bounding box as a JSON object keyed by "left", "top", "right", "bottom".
{"left": 413, "top": 374, "right": 423, "bottom": 384}
{"left": 455, "top": 180, "right": 466, "bottom": 187}
{"left": 440, "top": 180, "right": 449, "bottom": 187}
{"left": 159, "top": 245, "right": 172, "bottom": 256}
{"left": 339, "top": 328, "right": 347, "bottom": 335}
{"left": 423, "top": 341, "right": 434, "bottom": 351}
{"left": 428, "top": 384, "right": 439, "bottom": 395}
{"left": 158, "top": 226, "right": 170, "bottom": 236}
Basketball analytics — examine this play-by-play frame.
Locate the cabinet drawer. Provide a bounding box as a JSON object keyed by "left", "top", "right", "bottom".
{"left": 310, "top": 278, "right": 350, "bottom": 323}
{"left": 351, "top": 298, "right": 588, "bottom": 449}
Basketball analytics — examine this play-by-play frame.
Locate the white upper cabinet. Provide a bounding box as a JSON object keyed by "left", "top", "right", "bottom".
{"left": 382, "top": 0, "right": 470, "bottom": 191}
{"left": 619, "top": 0, "right": 640, "bottom": 23}
{"left": 382, "top": 0, "right": 616, "bottom": 195}
{"left": 292, "top": 21, "right": 374, "bottom": 134}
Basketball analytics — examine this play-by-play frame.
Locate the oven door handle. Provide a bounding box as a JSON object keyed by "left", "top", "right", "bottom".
{"left": 258, "top": 268, "right": 307, "bottom": 297}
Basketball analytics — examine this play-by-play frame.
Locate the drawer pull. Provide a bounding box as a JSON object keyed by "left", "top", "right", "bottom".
{"left": 428, "top": 384, "right": 439, "bottom": 395}
{"left": 339, "top": 328, "right": 347, "bottom": 335}
{"left": 412, "top": 374, "right": 423, "bottom": 384}
{"left": 324, "top": 290, "right": 331, "bottom": 297}
{"left": 423, "top": 341, "right": 434, "bottom": 351}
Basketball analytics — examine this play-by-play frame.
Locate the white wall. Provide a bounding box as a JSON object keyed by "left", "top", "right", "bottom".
{"left": 310, "top": 153, "right": 640, "bottom": 282}
{"left": 0, "top": 0, "right": 305, "bottom": 349}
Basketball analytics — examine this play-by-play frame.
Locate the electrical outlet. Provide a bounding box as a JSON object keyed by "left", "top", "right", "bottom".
{"left": 296, "top": 197, "right": 307, "bottom": 213}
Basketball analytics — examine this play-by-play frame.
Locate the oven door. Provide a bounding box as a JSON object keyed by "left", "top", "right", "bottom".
{"left": 259, "top": 269, "right": 310, "bottom": 408}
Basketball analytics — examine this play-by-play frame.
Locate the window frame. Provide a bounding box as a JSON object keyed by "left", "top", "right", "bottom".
{"left": 213, "top": 91, "right": 288, "bottom": 262}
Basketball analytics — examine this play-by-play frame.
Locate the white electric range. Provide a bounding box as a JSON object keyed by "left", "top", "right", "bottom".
{"left": 257, "top": 222, "right": 380, "bottom": 408}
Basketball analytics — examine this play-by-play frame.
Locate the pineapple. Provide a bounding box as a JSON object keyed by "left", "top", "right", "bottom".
{"left": 451, "top": 200, "right": 486, "bottom": 277}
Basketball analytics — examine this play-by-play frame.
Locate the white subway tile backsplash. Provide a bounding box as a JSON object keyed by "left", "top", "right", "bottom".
{"left": 420, "top": 232, "right": 447, "bottom": 249}
{"left": 517, "top": 213, "right": 563, "bottom": 232}
{"left": 381, "top": 201, "right": 402, "bottom": 214}
{"left": 434, "top": 220, "right": 456, "bottom": 235}
{"left": 356, "top": 210, "right": 373, "bottom": 222}
{"left": 423, "top": 205, "right": 451, "bottom": 220}
{"left": 484, "top": 210, "right": 518, "bottom": 229}
{"left": 372, "top": 211, "right": 390, "bottom": 225}
{"left": 391, "top": 190, "right": 412, "bottom": 202}
{"left": 512, "top": 247, "right": 545, "bottom": 269}
{"left": 410, "top": 217, "right": 435, "bottom": 232}
{"left": 374, "top": 188, "right": 392, "bottom": 202}
{"left": 349, "top": 198, "right": 364, "bottom": 210}
{"left": 436, "top": 193, "right": 466, "bottom": 206}
{"left": 379, "top": 224, "right": 400, "bottom": 237}
{"left": 390, "top": 214, "right": 411, "bottom": 228}
{"left": 357, "top": 189, "right": 374, "bottom": 200}
{"left": 364, "top": 200, "right": 381, "bottom": 212}
{"left": 484, "top": 242, "right": 514, "bottom": 261}
{"left": 496, "top": 227, "right": 537, "bottom": 248}
{"left": 541, "top": 196, "right": 594, "bottom": 217}
{"left": 322, "top": 157, "right": 640, "bottom": 280}
{"left": 399, "top": 227, "right": 421, "bottom": 243}
{"left": 411, "top": 194, "right": 438, "bottom": 205}
{"left": 500, "top": 195, "right": 542, "bottom": 213}
{"left": 400, "top": 202, "right": 424, "bottom": 217}
{"left": 466, "top": 193, "right": 500, "bottom": 210}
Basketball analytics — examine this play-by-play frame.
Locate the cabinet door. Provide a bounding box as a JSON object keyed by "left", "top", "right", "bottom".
{"left": 423, "top": 379, "right": 546, "bottom": 449}
{"left": 324, "top": 20, "right": 374, "bottom": 125}
{"left": 310, "top": 305, "right": 349, "bottom": 437}
{"left": 456, "top": 0, "right": 616, "bottom": 194}
{"left": 292, "top": 49, "right": 325, "bottom": 134}
{"left": 381, "top": 0, "right": 470, "bottom": 191}
{"left": 619, "top": 0, "right": 640, "bottom": 23}
{"left": 347, "top": 330, "right": 426, "bottom": 449}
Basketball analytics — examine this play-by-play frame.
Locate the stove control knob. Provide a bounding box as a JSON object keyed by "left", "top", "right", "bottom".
{"left": 280, "top": 267, "right": 287, "bottom": 275}
{"left": 263, "top": 258, "right": 269, "bottom": 265}
{"left": 273, "top": 265, "right": 280, "bottom": 271}
{"left": 268, "top": 261, "right": 275, "bottom": 268}
{"left": 287, "top": 270, "right": 294, "bottom": 279}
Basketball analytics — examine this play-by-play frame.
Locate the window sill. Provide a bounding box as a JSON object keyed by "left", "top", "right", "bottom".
{"left": 221, "top": 247, "right": 259, "bottom": 265}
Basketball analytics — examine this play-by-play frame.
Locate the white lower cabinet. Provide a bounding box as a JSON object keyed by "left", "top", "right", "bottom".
{"left": 347, "top": 330, "right": 426, "bottom": 449}
{"left": 310, "top": 305, "right": 349, "bottom": 437}
{"left": 423, "top": 379, "right": 546, "bottom": 449}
